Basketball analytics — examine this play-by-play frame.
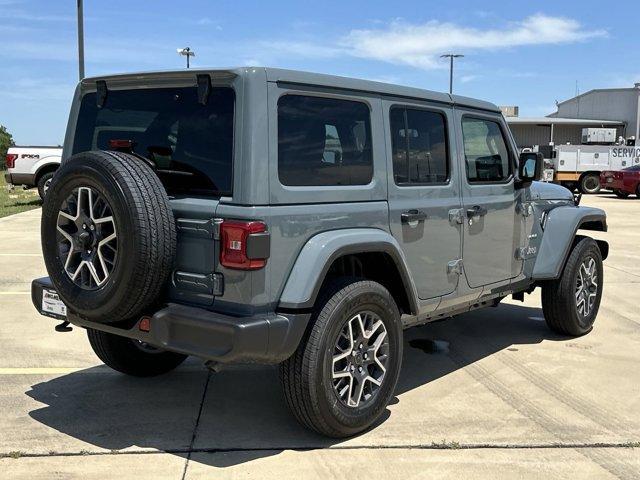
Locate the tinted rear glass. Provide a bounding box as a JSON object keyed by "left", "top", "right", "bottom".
{"left": 73, "top": 87, "right": 235, "bottom": 196}
{"left": 622, "top": 165, "right": 640, "bottom": 171}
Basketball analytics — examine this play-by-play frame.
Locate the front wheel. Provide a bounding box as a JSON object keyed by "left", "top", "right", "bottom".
{"left": 614, "top": 190, "right": 630, "bottom": 199}
{"left": 541, "top": 237, "right": 603, "bottom": 336}
{"left": 87, "top": 329, "right": 187, "bottom": 376}
{"left": 280, "top": 279, "right": 403, "bottom": 438}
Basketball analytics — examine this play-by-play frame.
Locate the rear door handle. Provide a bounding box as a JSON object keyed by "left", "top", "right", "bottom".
{"left": 401, "top": 209, "right": 427, "bottom": 224}
{"left": 466, "top": 205, "right": 488, "bottom": 218}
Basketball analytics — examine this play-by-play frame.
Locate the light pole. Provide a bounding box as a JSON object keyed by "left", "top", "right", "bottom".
{"left": 77, "top": 0, "right": 85, "bottom": 80}
{"left": 177, "top": 47, "right": 195, "bottom": 68}
{"left": 440, "top": 54, "right": 464, "bottom": 94}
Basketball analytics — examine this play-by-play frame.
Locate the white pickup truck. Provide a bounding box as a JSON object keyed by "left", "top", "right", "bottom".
{"left": 4, "top": 146, "right": 62, "bottom": 199}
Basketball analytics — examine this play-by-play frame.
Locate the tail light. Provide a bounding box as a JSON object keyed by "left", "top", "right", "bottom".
{"left": 219, "top": 220, "right": 270, "bottom": 270}
{"left": 5, "top": 153, "right": 18, "bottom": 169}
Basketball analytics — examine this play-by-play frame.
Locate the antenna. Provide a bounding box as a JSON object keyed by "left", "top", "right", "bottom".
{"left": 440, "top": 54, "right": 464, "bottom": 94}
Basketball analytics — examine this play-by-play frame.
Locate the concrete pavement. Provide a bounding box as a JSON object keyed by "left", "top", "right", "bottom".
{"left": 0, "top": 194, "right": 638, "bottom": 479}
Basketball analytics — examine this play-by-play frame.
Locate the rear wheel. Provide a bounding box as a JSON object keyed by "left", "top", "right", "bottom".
{"left": 542, "top": 237, "right": 603, "bottom": 336}
{"left": 580, "top": 173, "right": 601, "bottom": 194}
{"left": 37, "top": 171, "right": 55, "bottom": 200}
{"left": 280, "top": 279, "right": 403, "bottom": 438}
{"left": 87, "top": 329, "right": 187, "bottom": 376}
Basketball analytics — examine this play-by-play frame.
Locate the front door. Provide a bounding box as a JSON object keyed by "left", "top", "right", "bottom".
{"left": 455, "top": 110, "right": 521, "bottom": 288}
{"left": 386, "top": 101, "right": 462, "bottom": 300}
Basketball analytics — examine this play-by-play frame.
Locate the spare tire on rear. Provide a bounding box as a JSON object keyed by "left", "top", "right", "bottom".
{"left": 41, "top": 150, "right": 176, "bottom": 324}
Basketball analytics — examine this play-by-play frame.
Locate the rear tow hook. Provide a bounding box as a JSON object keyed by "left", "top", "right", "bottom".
{"left": 54, "top": 321, "right": 73, "bottom": 332}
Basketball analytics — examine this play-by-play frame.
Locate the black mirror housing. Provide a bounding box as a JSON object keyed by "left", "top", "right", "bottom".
{"left": 518, "top": 152, "right": 544, "bottom": 184}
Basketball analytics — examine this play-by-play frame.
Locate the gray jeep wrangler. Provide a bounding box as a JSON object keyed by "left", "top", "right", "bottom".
{"left": 32, "top": 67, "right": 608, "bottom": 438}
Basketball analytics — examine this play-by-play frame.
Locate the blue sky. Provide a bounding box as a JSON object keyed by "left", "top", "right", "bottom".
{"left": 1, "top": 0, "right": 638, "bottom": 145}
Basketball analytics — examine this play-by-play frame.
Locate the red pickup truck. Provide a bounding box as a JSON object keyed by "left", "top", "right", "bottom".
{"left": 600, "top": 165, "right": 640, "bottom": 198}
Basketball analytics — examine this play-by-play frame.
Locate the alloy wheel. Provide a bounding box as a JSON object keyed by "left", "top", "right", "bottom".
{"left": 43, "top": 178, "right": 53, "bottom": 196}
{"left": 56, "top": 186, "right": 118, "bottom": 289}
{"left": 332, "top": 311, "right": 389, "bottom": 408}
{"left": 575, "top": 257, "right": 598, "bottom": 317}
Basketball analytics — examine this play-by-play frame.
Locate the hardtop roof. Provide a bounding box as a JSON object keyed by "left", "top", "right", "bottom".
{"left": 81, "top": 67, "right": 501, "bottom": 113}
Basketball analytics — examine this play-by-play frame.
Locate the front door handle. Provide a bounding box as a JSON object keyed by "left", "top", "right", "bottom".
{"left": 401, "top": 209, "right": 427, "bottom": 224}
{"left": 466, "top": 205, "right": 488, "bottom": 218}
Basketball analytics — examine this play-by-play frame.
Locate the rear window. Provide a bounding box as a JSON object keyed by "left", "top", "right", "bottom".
{"left": 73, "top": 86, "right": 235, "bottom": 196}
{"left": 278, "top": 95, "right": 373, "bottom": 186}
{"left": 622, "top": 165, "right": 640, "bottom": 171}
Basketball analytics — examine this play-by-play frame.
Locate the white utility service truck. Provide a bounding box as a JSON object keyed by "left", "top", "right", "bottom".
{"left": 529, "top": 128, "right": 639, "bottom": 193}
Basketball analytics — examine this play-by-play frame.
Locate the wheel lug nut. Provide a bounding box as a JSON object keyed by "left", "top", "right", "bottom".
{"left": 363, "top": 353, "right": 368, "bottom": 360}
{"left": 82, "top": 224, "right": 87, "bottom": 230}
{"left": 350, "top": 365, "right": 355, "bottom": 372}
{"left": 90, "top": 225, "right": 95, "bottom": 231}
{"left": 359, "top": 343, "right": 363, "bottom": 350}
{"left": 358, "top": 366, "right": 363, "bottom": 373}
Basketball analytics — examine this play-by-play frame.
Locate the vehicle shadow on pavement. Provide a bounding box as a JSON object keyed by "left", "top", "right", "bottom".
{"left": 26, "top": 303, "right": 567, "bottom": 468}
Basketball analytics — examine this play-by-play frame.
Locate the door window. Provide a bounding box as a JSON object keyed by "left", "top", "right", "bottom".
{"left": 462, "top": 118, "right": 511, "bottom": 183}
{"left": 390, "top": 107, "right": 449, "bottom": 184}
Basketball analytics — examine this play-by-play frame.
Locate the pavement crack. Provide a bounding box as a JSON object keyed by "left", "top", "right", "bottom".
{"left": 2, "top": 442, "right": 640, "bottom": 460}
{"left": 180, "top": 370, "right": 211, "bottom": 480}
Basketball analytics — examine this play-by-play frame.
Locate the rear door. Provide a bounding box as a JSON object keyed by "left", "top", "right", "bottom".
{"left": 455, "top": 110, "right": 520, "bottom": 288}
{"left": 385, "top": 101, "right": 462, "bottom": 300}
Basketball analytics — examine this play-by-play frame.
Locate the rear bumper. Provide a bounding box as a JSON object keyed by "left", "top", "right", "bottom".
{"left": 4, "top": 172, "right": 36, "bottom": 187}
{"left": 31, "top": 277, "right": 309, "bottom": 365}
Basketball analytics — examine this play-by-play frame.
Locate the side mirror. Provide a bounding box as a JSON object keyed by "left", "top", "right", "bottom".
{"left": 518, "top": 152, "right": 543, "bottom": 184}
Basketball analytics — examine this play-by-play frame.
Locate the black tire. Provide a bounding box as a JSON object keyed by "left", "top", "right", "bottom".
{"left": 37, "top": 171, "right": 55, "bottom": 200}
{"left": 580, "top": 173, "right": 601, "bottom": 194}
{"left": 41, "top": 151, "right": 176, "bottom": 324}
{"left": 87, "top": 329, "right": 187, "bottom": 376}
{"left": 280, "top": 279, "right": 403, "bottom": 438}
{"left": 542, "top": 237, "right": 603, "bottom": 336}
{"left": 636, "top": 184, "right": 640, "bottom": 198}
{"left": 614, "top": 190, "right": 629, "bottom": 199}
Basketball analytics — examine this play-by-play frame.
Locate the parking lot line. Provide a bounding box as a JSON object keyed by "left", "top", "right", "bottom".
{"left": 0, "top": 292, "right": 30, "bottom": 295}
{"left": 0, "top": 367, "right": 85, "bottom": 375}
{"left": 0, "top": 253, "right": 41, "bottom": 257}
{"left": 0, "top": 366, "right": 206, "bottom": 375}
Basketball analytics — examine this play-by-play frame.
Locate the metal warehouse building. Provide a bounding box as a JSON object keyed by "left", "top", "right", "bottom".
{"left": 505, "top": 83, "right": 640, "bottom": 148}
{"left": 508, "top": 117, "right": 625, "bottom": 148}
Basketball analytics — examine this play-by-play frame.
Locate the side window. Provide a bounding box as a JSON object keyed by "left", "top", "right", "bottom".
{"left": 278, "top": 95, "right": 373, "bottom": 186}
{"left": 462, "top": 118, "right": 511, "bottom": 183}
{"left": 390, "top": 107, "right": 449, "bottom": 185}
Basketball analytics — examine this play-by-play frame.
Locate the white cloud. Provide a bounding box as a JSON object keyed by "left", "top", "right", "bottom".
{"left": 342, "top": 14, "right": 607, "bottom": 69}
{"left": 196, "top": 17, "right": 222, "bottom": 29}
{"left": 258, "top": 40, "right": 344, "bottom": 59}
{"left": 460, "top": 74, "right": 480, "bottom": 83}
{"left": 0, "top": 9, "right": 74, "bottom": 22}
{"left": 243, "top": 14, "right": 605, "bottom": 71}
{"left": 0, "top": 77, "right": 75, "bottom": 102}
